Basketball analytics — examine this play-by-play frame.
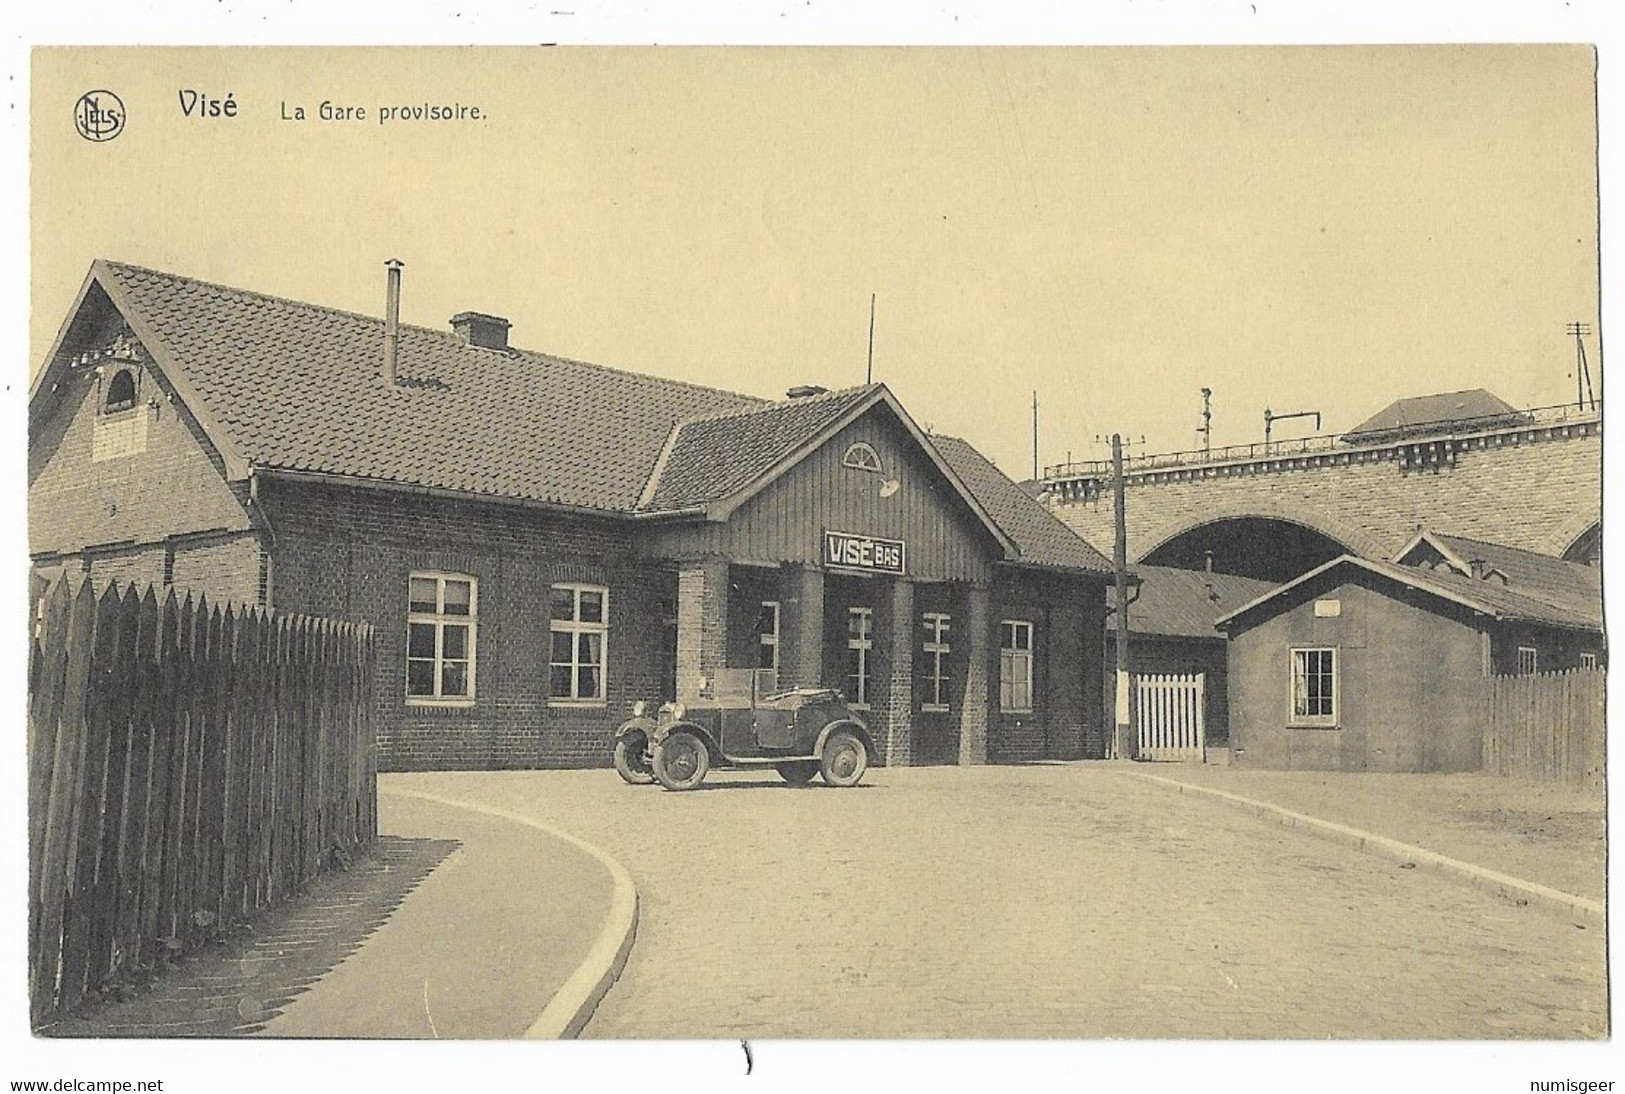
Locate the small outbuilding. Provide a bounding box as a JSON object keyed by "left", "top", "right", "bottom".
{"left": 1215, "top": 532, "right": 1603, "bottom": 772}
{"left": 1103, "top": 564, "right": 1276, "bottom": 747}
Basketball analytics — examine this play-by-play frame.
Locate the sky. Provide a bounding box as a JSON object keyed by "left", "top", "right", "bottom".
{"left": 29, "top": 43, "right": 1599, "bottom": 478}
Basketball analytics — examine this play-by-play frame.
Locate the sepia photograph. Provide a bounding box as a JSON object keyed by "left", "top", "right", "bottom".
{"left": 10, "top": 5, "right": 1619, "bottom": 1090}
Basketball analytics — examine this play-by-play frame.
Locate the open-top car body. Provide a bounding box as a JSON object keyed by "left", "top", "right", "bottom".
{"left": 614, "top": 670, "right": 875, "bottom": 791}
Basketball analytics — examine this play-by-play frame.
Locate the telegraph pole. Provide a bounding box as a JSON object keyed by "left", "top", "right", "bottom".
{"left": 1032, "top": 391, "right": 1039, "bottom": 482}
{"left": 866, "top": 293, "right": 877, "bottom": 385}
{"left": 1568, "top": 321, "right": 1595, "bottom": 410}
{"left": 1112, "top": 432, "right": 1135, "bottom": 761}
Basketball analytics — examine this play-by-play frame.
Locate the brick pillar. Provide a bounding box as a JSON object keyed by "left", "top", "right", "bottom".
{"left": 876, "top": 578, "right": 915, "bottom": 767}
{"left": 958, "top": 582, "right": 992, "bottom": 765}
{"left": 676, "top": 558, "right": 729, "bottom": 702}
{"left": 781, "top": 564, "right": 825, "bottom": 690}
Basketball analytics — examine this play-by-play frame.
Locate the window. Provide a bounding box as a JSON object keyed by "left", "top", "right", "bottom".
{"left": 842, "top": 441, "right": 883, "bottom": 473}
{"left": 550, "top": 583, "right": 608, "bottom": 703}
{"left": 407, "top": 573, "right": 476, "bottom": 703}
{"left": 847, "top": 607, "right": 873, "bottom": 708}
{"left": 756, "top": 601, "right": 780, "bottom": 672}
{"left": 1517, "top": 646, "right": 1538, "bottom": 675}
{"left": 921, "top": 612, "right": 951, "bottom": 711}
{"left": 1290, "top": 647, "right": 1337, "bottom": 725}
{"left": 104, "top": 368, "right": 136, "bottom": 413}
{"left": 999, "top": 620, "right": 1033, "bottom": 712}
{"left": 1580, "top": 652, "right": 1598, "bottom": 671}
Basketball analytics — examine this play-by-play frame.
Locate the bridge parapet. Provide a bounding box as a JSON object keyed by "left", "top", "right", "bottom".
{"left": 1043, "top": 401, "right": 1600, "bottom": 502}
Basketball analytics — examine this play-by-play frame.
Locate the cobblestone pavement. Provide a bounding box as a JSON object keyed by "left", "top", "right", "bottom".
{"left": 385, "top": 764, "right": 1607, "bottom": 1040}
{"left": 1137, "top": 766, "right": 1605, "bottom": 900}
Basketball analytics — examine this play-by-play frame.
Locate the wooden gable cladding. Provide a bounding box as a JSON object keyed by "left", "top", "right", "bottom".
{"left": 642, "top": 404, "right": 1000, "bottom": 583}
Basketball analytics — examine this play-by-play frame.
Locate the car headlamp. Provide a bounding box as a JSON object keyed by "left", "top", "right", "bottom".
{"left": 632, "top": 700, "right": 647, "bottom": 718}
{"left": 669, "top": 702, "right": 686, "bottom": 720}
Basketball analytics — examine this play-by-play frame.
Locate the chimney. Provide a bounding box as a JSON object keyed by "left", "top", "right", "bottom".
{"left": 383, "top": 259, "right": 403, "bottom": 386}
{"left": 787, "top": 384, "right": 829, "bottom": 399}
{"left": 451, "top": 311, "right": 512, "bottom": 351}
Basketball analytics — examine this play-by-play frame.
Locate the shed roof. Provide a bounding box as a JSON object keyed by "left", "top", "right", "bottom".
{"left": 1106, "top": 565, "right": 1278, "bottom": 639}
{"left": 1216, "top": 553, "right": 1602, "bottom": 634}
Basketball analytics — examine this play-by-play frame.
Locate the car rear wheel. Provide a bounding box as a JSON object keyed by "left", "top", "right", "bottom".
{"left": 776, "top": 760, "right": 819, "bottom": 785}
{"left": 653, "top": 730, "right": 710, "bottom": 791}
{"left": 614, "top": 734, "right": 654, "bottom": 785}
{"left": 819, "top": 729, "right": 868, "bottom": 788}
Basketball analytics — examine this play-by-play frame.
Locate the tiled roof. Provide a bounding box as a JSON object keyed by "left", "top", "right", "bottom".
{"left": 97, "top": 262, "right": 767, "bottom": 512}
{"left": 65, "top": 261, "right": 1114, "bottom": 577}
{"left": 1400, "top": 531, "right": 1602, "bottom": 627}
{"left": 1343, "top": 388, "right": 1522, "bottom": 441}
{"left": 640, "top": 386, "right": 880, "bottom": 512}
{"left": 928, "top": 435, "right": 1115, "bottom": 574}
{"left": 1217, "top": 554, "right": 1602, "bottom": 634}
{"left": 1106, "top": 565, "right": 1278, "bottom": 639}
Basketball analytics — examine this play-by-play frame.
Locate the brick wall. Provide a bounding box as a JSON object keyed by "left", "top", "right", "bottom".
{"left": 259, "top": 478, "right": 672, "bottom": 771}
{"left": 1050, "top": 427, "right": 1602, "bottom": 564}
{"left": 29, "top": 347, "right": 255, "bottom": 557}
{"left": 988, "top": 569, "right": 1108, "bottom": 762}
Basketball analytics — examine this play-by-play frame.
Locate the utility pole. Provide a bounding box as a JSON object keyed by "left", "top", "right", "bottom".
{"left": 866, "top": 293, "right": 877, "bottom": 385}
{"left": 1032, "top": 391, "right": 1039, "bottom": 482}
{"left": 1568, "top": 321, "right": 1596, "bottom": 410}
{"left": 1112, "top": 432, "right": 1136, "bottom": 762}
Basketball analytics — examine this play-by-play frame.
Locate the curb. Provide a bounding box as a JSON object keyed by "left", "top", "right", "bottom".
{"left": 381, "top": 787, "right": 640, "bottom": 1038}
{"left": 1122, "top": 769, "right": 1604, "bottom": 926}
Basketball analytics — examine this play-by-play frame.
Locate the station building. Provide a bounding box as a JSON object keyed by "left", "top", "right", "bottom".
{"left": 29, "top": 260, "right": 1115, "bottom": 771}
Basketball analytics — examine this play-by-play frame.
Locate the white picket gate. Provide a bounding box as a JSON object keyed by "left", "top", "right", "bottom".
{"left": 1135, "top": 672, "right": 1206, "bottom": 762}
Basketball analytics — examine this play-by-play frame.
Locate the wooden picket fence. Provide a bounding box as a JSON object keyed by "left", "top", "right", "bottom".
{"left": 26, "top": 576, "right": 378, "bottom": 1024}
{"left": 1483, "top": 669, "right": 1604, "bottom": 789}
{"left": 1135, "top": 672, "right": 1206, "bottom": 763}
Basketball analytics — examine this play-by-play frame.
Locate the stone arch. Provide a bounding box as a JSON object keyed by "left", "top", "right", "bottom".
{"left": 1139, "top": 501, "right": 1386, "bottom": 562}
{"left": 1137, "top": 504, "right": 1381, "bottom": 583}
{"left": 1558, "top": 516, "right": 1602, "bottom": 566}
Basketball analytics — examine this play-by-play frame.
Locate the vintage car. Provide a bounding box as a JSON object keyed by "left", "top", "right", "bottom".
{"left": 614, "top": 670, "right": 875, "bottom": 791}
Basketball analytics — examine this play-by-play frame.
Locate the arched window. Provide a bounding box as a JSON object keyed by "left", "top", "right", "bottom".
{"left": 104, "top": 368, "right": 136, "bottom": 413}
{"left": 842, "top": 441, "right": 883, "bottom": 473}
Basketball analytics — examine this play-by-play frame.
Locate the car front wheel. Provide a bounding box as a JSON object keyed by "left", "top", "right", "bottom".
{"left": 652, "top": 730, "right": 710, "bottom": 791}
{"left": 776, "top": 760, "right": 819, "bottom": 786}
{"left": 614, "top": 734, "right": 654, "bottom": 785}
{"left": 819, "top": 729, "right": 868, "bottom": 788}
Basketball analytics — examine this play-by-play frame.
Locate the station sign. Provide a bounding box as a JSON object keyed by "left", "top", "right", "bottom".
{"left": 824, "top": 530, "right": 906, "bottom": 575}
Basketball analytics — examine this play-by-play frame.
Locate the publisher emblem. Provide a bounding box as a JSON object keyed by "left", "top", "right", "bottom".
{"left": 74, "top": 90, "right": 125, "bottom": 142}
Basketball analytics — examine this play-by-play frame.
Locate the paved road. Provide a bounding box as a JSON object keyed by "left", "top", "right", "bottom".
{"left": 384, "top": 765, "right": 1607, "bottom": 1039}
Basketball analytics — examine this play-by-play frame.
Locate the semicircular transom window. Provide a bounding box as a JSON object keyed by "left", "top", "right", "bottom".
{"left": 842, "top": 441, "right": 883, "bottom": 473}
{"left": 104, "top": 368, "right": 137, "bottom": 413}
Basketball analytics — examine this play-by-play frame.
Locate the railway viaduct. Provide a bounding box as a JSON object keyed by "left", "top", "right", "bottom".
{"left": 1040, "top": 401, "right": 1601, "bottom": 582}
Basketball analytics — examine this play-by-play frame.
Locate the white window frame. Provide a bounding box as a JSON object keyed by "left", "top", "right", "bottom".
{"left": 757, "top": 601, "right": 781, "bottom": 673}
{"left": 847, "top": 606, "right": 873, "bottom": 710}
{"left": 999, "top": 619, "right": 1034, "bottom": 713}
{"left": 922, "top": 612, "right": 951, "bottom": 712}
{"left": 406, "top": 571, "right": 477, "bottom": 706}
{"left": 1289, "top": 646, "right": 1338, "bottom": 727}
{"left": 1580, "top": 652, "right": 1598, "bottom": 670}
{"left": 1517, "top": 646, "right": 1538, "bottom": 675}
{"left": 550, "top": 582, "right": 610, "bottom": 705}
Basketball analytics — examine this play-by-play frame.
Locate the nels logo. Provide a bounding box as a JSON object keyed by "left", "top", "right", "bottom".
{"left": 74, "top": 90, "right": 125, "bottom": 142}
